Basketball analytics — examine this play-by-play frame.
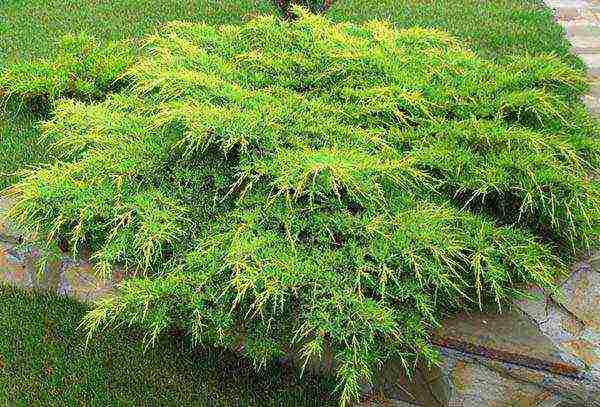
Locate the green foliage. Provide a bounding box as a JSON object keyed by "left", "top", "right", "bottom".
{"left": 0, "top": 0, "right": 581, "bottom": 192}
{"left": 0, "top": 33, "right": 133, "bottom": 111}
{"left": 2, "top": 10, "right": 599, "bottom": 405}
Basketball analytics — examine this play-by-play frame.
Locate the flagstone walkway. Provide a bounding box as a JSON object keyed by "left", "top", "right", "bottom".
{"left": 547, "top": 0, "right": 600, "bottom": 116}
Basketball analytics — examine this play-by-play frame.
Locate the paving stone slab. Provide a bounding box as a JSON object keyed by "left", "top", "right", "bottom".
{"left": 439, "top": 351, "right": 564, "bottom": 407}
{"left": 589, "top": 81, "right": 600, "bottom": 96}
{"left": 555, "top": 7, "right": 583, "bottom": 21}
{"left": 565, "top": 25, "right": 600, "bottom": 49}
{"left": 439, "top": 348, "right": 600, "bottom": 406}
{"left": 435, "top": 309, "right": 569, "bottom": 370}
{"left": 561, "top": 262, "right": 600, "bottom": 333}
{"left": 546, "top": 0, "right": 590, "bottom": 8}
{"left": 556, "top": 9, "right": 600, "bottom": 26}
{"left": 583, "top": 86, "right": 600, "bottom": 115}
{"left": 581, "top": 7, "right": 600, "bottom": 22}
{"left": 579, "top": 53, "right": 600, "bottom": 75}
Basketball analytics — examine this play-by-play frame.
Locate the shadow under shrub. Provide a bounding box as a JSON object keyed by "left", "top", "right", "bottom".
{"left": 2, "top": 8, "right": 599, "bottom": 405}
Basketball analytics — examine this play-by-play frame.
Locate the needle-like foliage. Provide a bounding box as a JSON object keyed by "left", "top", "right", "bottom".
{"left": 2, "top": 9, "right": 599, "bottom": 405}
{"left": 0, "top": 33, "right": 133, "bottom": 112}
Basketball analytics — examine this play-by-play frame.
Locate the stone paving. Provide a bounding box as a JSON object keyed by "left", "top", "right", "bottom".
{"left": 1, "top": 2, "right": 600, "bottom": 406}
{"left": 548, "top": 0, "right": 600, "bottom": 116}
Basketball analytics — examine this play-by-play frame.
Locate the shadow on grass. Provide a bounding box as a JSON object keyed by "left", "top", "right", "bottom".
{"left": 0, "top": 286, "right": 337, "bottom": 406}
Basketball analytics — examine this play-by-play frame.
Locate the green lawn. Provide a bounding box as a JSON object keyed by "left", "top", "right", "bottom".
{"left": 0, "top": 286, "right": 337, "bottom": 405}
{"left": 0, "top": 0, "right": 584, "bottom": 404}
{"left": 0, "top": 0, "right": 579, "bottom": 66}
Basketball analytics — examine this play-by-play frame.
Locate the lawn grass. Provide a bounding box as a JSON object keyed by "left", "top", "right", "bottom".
{"left": 329, "top": 0, "right": 582, "bottom": 65}
{"left": 0, "top": 0, "right": 579, "bottom": 67}
{"left": 0, "top": 285, "right": 336, "bottom": 405}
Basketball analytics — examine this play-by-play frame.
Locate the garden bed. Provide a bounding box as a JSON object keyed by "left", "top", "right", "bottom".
{"left": 0, "top": 1, "right": 596, "bottom": 406}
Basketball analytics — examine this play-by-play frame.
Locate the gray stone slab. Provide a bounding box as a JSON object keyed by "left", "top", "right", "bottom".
{"left": 558, "top": 261, "right": 600, "bottom": 376}
{"left": 590, "top": 81, "right": 600, "bottom": 97}
{"left": 515, "top": 258, "right": 600, "bottom": 380}
{"left": 516, "top": 287, "right": 590, "bottom": 369}
{"left": 562, "top": 262, "right": 600, "bottom": 332}
{"left": 582, "top": 95, "right": 600, "bottom": 116}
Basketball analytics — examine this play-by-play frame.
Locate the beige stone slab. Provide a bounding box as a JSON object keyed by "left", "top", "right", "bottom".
{"left": 436, "top": 309, "right": 569, "bottom": 368}
{"left": 441, "top": 349, "right": 600, "bottom": 406}
{"left": 566, "top": 25, "right": 600, "bottom": 48}
{"left": 555, "top": 7, "right": 583, "bottom": 21}
{"left": 440, "top": 356, "right": 563, "bottom": 407}
{"left": 585, "top": 81, "right": 600, "bottom": 107}
{"left": 561, "top": 263, "right": 600, "bottom": 333}
{"left": 581, "top": 8, "right": 600, "bottom": 22}
{"left": 590, "top": 81, "right": 600, "bottom": 96}
{"left": 546, "top": 0, "right": 590, "bottom": 8}
{"left": 580, "top": 53, "right": 600, "bottom": 76}
{"left": 557, "top": 11, "right": 600, "bottom": 27}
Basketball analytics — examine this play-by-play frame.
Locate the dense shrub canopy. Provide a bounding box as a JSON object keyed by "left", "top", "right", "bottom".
{"left": 0, "top": 33, "right": 133, "bottom": 112}
{"left": 2, "top": 9, "right": 599, "bottom": 404}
